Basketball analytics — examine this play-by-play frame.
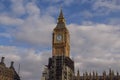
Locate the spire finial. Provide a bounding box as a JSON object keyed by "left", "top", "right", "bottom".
{"left": 59, "top": 7, "right": 64, "bottom": 18}
{"left": 58, "top": 8, "right": 65, "bottom": 23}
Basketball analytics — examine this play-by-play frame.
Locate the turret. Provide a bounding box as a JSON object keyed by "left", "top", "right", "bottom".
{"left": 96, "top": 72, "right": 98, "bottom": 80}
{"left": 103, "top": 70, "right": 106, "bottom": 80}
{"left": 10, "top": 61, "right": 14, "bottom": 69}
{"left": 77, "top": 70, "right": 80, "bottom": 80}
{"left": 83, "top": 73, "right": 86, "bottom": 80}
{"left": 0, "top": 57, "right": 6, "bottom": 66}
{"left": 89, "top": 72, "right": 92, "bottom": 79}
{"left": 85, "top": 71, "right": 88, "bottom": 79}
{"left": 93, "top": 71, "right": 95, "bottom": 79}
{"left": 109, "top": 68, "right": 113, "bottom": 80}
{"left": 117, "top": 71, "right": 120, "bottom": 80}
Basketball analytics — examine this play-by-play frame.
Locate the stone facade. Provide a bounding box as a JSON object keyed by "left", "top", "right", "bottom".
{"left": 0, "top": 57, "right": 20, "bottom": 80}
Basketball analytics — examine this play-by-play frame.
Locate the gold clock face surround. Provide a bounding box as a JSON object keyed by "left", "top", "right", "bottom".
{"left": 56, "top": 34, "right": 62, "bottom": 41}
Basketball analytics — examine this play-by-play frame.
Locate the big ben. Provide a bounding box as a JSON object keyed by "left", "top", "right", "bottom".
{"left": 52, "top": 9, "right": 70, "bottom": 57}
{"left": 47, "top": 9, "right": 74, "bottom": 80}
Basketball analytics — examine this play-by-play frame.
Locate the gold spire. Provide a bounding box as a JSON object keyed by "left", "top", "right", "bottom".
{"left": 59, "top": 8, "right": 64, "bottom": 18}
{"left": 58, "top": 8, "right": 65, "bottom": 23}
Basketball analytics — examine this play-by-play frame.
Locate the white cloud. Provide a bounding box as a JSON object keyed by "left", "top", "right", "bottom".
{"left": 25, "top": 2, "right": 40, "bottom": 16}
{"left": 12, "top": 14, "right": 55, "bottom": 47}
{"left": 81, "top": 11, "right": 93, "bottom": 19}
{"left": 68, "top": 24, "right": 120, "bottom": 74}
{"left": 45, "top": 6, "right": 58, "bottom": 15}
{"left": 11, "top": 0, "right": 26, "bottom": 16}
{"left": 39, "top": 0, "right": 74, "bottom": 6}
{"left": 92, "top": 0, "right": 120, "bottom": 15}
{"left": 0, "top": 23, "right": 120, "bottom": 79}
{"left": 0, "top": 2, "right": 5, "bottom": 10}
{"left": 108, "top": 18, "right": 120, "bottom": 25}
{"left": 0, "top": 33, "right": 11, "bottom": 38}
{"left": 75, "top": 0, "right": 120, "bottom": 17}
{"left": 64, "top": 0, "right": 74, "bottom": 6}
{"left": 0, "top": 15, "right": 24, "bottom": 25}
{"left": 0, "top": 0, "right": 56, "bottom": 47}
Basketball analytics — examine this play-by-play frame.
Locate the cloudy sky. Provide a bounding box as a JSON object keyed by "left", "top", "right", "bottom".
{"left": 0, "top": 0, "right": 120, "bottom": 80}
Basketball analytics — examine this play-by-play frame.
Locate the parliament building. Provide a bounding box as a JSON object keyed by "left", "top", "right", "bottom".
{"left": 41, "top": 10, "right": 120, "bottom": 80}
{"left": 0, "top": 57, "right": 20, "bottom": 80}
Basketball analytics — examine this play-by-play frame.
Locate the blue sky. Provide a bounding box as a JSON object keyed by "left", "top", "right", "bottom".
{"left": 0, "top": 0, "right": 120, "bottom": 48}
{"left": 0, "top": 0, "right": 120, "bottom": 80}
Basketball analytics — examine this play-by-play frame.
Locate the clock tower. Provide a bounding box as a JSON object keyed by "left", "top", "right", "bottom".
{"left": 52, "top": 9, "right": 70, "bottom": 57}
{"left": 47, "top": 9, "right": 74, "bottom": 80}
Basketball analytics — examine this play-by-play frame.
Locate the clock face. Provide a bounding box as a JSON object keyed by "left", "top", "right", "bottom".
{"left": 56, "top": 34, "right": 62, "bottom": 41}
